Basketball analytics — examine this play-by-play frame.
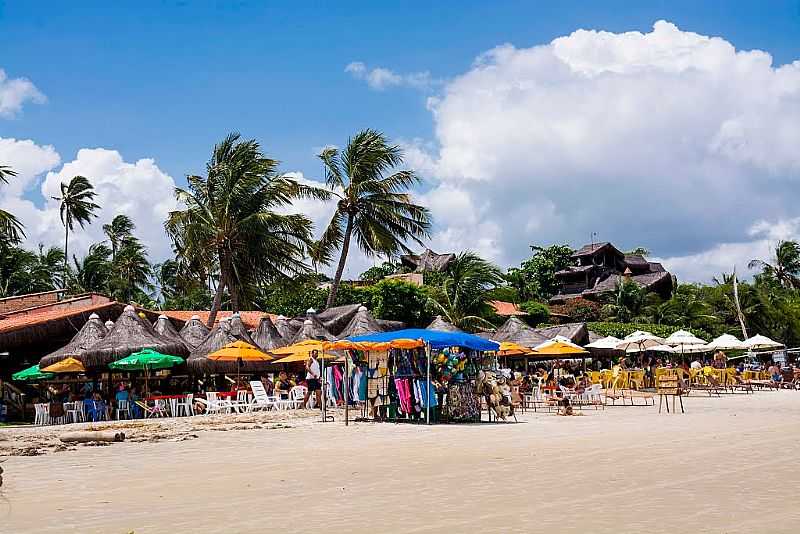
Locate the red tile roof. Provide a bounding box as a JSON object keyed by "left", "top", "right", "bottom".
{"left": 0, "top": 301, "right": 119, "bottom": 335}
{"left": 488, "top": 300, "right": 527, "bottom": 316}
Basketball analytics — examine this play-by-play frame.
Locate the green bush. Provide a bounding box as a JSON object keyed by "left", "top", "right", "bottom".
{"left": 519, "top": 301, "right": 550, "bottom": 326}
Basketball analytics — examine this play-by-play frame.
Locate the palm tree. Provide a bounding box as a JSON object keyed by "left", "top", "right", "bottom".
{"left": 318, "top": 129, "right": 431, "bottom": 308}
{"left": 112, "top": 238, "right": 152, "bottom": 302}
{"left": 68, "top": 243, "right": 112, "bottom": 294}
{"left": 749, "top": 241, "right": 800, "bottom": 289}
{"left": 0, "top": 164, "right": 24, "bottom": 246}
{"left": 52, "top": 176, "right": 100, "bottom": 284}
{"left": 102, "top": 214, "right": 135, "bottom": 262}
{"left": 427, "top": 252, "right": 503, "bottom": 330}
{"left": 166, "top": 133, "right": 327, "bottom": 327}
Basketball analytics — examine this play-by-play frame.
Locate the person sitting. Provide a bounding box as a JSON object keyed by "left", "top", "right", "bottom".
{"left": 260, "top": 374, "right": 275, "bottom": 396}
{"left": 768, "top": 363, "right": 783, "bottom": 384}
{"left": 274, "top": 371, "right": 293, "bottom": 399}
{"left": 129, "top": 387, "right": 143, "bottom": 418}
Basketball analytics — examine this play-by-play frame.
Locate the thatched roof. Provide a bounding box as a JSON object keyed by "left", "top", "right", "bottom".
{"left": 291, "top": 318, "right": 336, "bottom": 343}
{"left": 80, "top": 305, "right": 189, "bottom": 368}
{"left": 338, "top": 306, "right": 384, "bottom": 338}
{"left": 274, "top": 315, "right": 299, "bottom": 341}
{"left": 533, "top": 322, "right": 589, "bottom": 345}
{"left": 376, "top": 319, "right": 405, "bottom": 332}
{"left": 251, "top": 315, "right": 287, "bottom": 350}
{"left": 317, "top": 303, "right": 362, "bottom": 336}
{"left": 178, "top": 315, "right": 210, "bottom": 349}
{"left": 39, "top": 313, "right": 108, "bottom": 368}
{"left": 187, "top": 317, "right": 272, "bottom": 374}
{"left": 426, "top": 315, "right": 463, "bottom": 333}
{"left": 154, "top": 315, "right": 188, "bottom": 349}
{"left": 228, "top": 313, "right": 258, "bottom": 347}
{"left": 401, "top": 249, "right": 455, "bottom": 272}
{"left": 492, "top": 316, "right": 549, "bottom": 348}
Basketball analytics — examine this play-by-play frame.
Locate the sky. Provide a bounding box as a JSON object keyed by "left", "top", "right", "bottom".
{"left": 1, "top": 1, "right": 799, "bottom": 283}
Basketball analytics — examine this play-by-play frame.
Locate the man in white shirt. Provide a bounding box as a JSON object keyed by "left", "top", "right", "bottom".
{"left": 690, "top": 359, "right": 702, "bottom": 370}
{"left": 304, "top": 351, "right": 322, "bottom": 409}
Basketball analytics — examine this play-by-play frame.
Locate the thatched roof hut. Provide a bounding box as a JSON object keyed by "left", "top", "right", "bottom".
{"left": 251, "top": 315, "right": 286, "bottom": 351}
{"left": 39, "top": 313, "right": 108, "bottom": 368}
{"left": 492, "top": 316, "right": 549, "bottom": 348}
{"left": 188, "top": 316, "right": 272, "bottom": 374}
{"left": 291, "top": 317, "right": 336, "bottom": 343}
{"left": 338, "top": 306, "right": 384, "bottom": 338}
{"left": 317, "top": 303, "right": 362, "bottom": 336}
{"left": 274, "top": 315, "right": 298, "bottom": 341}
{"left": 376, "top": 319, "right": 405, "bottom": 332}
{"left": 178, "top": 315, "right": 210, "bottom": 350}
{"left": 154, "top": 315, "right": 188, "bottom": 349}
{"left": 426, "top": 315, "right": 463, "bottom": 333}
{"left": 80, "top": 305, "right": 189, "bottom": 368}
{"left": 533, "top": 322, "right": 589, "bottom": 345}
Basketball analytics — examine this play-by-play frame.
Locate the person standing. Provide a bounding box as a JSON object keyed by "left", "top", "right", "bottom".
{"left": 304, "top": 351, "right": 322, "bottom": 409}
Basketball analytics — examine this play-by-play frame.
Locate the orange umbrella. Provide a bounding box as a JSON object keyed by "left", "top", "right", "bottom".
{"left": 207, "top": 340, "right": 273, "bottom": 362}
{"left": 497, "top": 341, "right": 535, "bottom": 357}
{"left": 41, "top": 356, "right": 86, "bottom": 373}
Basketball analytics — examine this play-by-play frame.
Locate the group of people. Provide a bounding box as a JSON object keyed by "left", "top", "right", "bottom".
{"left": 256, "top": 351, "right": 323, "bottom": 409}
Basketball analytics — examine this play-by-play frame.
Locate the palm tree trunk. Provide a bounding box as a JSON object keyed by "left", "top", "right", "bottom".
{"left": 326, "top": 214, "right": 354, "bottom": 309}
{"left": 207, "top": 275, "right": 226, "bottom": 328}
{"left": 63, "top": 224, "right": 69, "bottom": 289}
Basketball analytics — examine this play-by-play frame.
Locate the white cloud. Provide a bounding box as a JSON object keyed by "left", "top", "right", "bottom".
{"left": 401, "top": 20, "right": 800, "bottom": 281}
{"left": 0, "top": 138, "right": 178, "bottom": 260}
{"left": 345, "top": 61, "right": 439, "bottom": 91}
{"left": 0, "top": 68, "right": 46, "bottom": 118}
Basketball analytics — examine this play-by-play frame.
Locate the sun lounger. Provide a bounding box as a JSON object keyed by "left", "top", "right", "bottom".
{"left": 249, "top": 381, "right": 278, "bottom": 411}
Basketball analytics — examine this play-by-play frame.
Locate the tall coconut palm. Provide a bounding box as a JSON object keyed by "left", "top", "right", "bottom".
{"left": 112, "top": 238, "right": 152, "bottom": 302}
{"left": 318, "top": 129, "right": 431, "bottom": 308}
{"left": 749, "top": 240, "right": 800, "bottom": 289}
{"left": 0, "top": 164, "right": 25, "bottom": 246}
{"left": 52, "top": 176, "right": 100, "bottom": 284}
{"left": 427, "top": 252, "right": 503, "bottom": 330}
{"left": 166, "top": 133, "right": 328, "bottom": 327}
{"left": 102, "top": 214, "right": 135, "bottom": 262}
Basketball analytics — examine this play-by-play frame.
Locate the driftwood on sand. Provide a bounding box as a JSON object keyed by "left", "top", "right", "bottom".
{"left": 59, "top": 431, "right": 126, "bottom": 443}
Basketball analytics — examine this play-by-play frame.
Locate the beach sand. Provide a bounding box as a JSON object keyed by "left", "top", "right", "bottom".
{"left": 1, "top": 390, "right": 799, "bottom": 533}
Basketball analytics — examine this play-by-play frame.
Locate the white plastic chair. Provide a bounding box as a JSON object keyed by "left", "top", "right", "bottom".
{"left": 249, "top": 381, "right": 276, "bottom": 411}
{"left": 34, "top": 403, "right": 50, "bottom": 425}
{"left": 288, "top": 386, "right": 307, "bottom": 409}
{"left": 176, "top": 394, "right": 194, "bottom": 417}
{"left": 115, "top": 399, "right": 131, "bottom": 420}
{"left": 66, "top": 401, "right": 85, "bottom": 423}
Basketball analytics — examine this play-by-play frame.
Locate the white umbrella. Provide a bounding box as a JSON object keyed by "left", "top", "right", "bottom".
{"left": 616, "top": 333, "right": 664, "bottom": 353}
{"left": 665, "top": 330, "right": 707, "bottom": 347}
{"left": 705, "top": 334, "right": 747, "bottom": 351}
{"left": 585, "top": 336, "right": 622, "bottom": 349}
{"left": 649, "top": 344, "right": 676, "bottom": 353}
{"left": 551, "top": 335, "right": 584, "bottom": 350}
{"left": 743, "top": 334, "right": 784, "bottom": 350}
{"left": 625, "top": 330, "right": 656, "bottom": 339}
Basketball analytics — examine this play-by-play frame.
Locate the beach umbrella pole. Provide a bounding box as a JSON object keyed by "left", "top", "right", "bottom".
{"left": 344, "top": 352, "right": 349, "bottom": 427}
{"left": 426, "top": 342, "right": 431, "bottom": 425}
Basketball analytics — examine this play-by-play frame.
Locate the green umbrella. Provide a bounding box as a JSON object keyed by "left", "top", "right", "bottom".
{"left": 12, "top": 364, "right": 55, "bottom": 382}
{"left": 108, "top": 349, "right": 184, "bottom": 371}
{"left": 108, "top": 349, "right": 184, "bottom": 398}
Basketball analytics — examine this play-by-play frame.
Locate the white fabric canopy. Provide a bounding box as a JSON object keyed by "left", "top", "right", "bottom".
{"left": 585, "top": 336, "right": 622, "bottom": 349}
{"left": 744, "top": 334, "right": 783, "bottom": 350}
{"left": 665, "top": 330, "right": 707, "bottom": 347}
{"left": 616, "top": 333, "right": 664, "bottom": 353}
{"left": 705, "top": 334, "right": 747, "bottom": 351}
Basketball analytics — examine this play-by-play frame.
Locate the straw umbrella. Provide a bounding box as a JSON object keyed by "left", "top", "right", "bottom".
{"left": 188, "top": 317, "right": 272, "bottom": 375}
{"left": 251, "top": 316, "right": 287, "bottom": 351}
{"left": 492, "top": 316, "right": 549, "bottom": 348}
{"left": 179, "top": 315, "right": 210, "bottom": 350}
{"left": 290, "top": 317, "right": 336, "bottom": 343}
{"left": 39, "top": 313, "right": 108, "bottom": 368}
{"left": 274, "top": 315, "right": 299, "bottom": 341}
{"left": 426, "top": 315, "right": 463, "bottom": 333}
{"left": 154, "top": 315, "right": 187, "bottom": 348}
{"left": 80, "top": 305, "right": 188, "bottom": 368}
{"left": 338, "top": 306, "right": 384, "bottom": 338}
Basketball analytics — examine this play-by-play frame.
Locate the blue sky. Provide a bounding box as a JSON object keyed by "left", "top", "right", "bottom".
{"left": 1, "top": 1, "right": 799, "bottom": 281}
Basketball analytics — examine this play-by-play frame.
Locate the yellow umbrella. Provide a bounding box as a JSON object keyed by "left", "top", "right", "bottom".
{"left": 41, "top": 356, "right": 86, "bottom": 373}
{"left": 207, "top": 340, "right": 273, "bottom": 362}
{"left": 497, "top": 341, "right": 535, "bottom": 357}
{"left": 531, "top": 340, "right": 589, "bottom": 357}
{"left": 270, "top": 340, "right": 336, "bottom": 363}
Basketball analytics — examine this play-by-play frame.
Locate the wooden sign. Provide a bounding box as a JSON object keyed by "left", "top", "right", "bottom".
{"left": 656, "top": 372, "right": 685, "bottom": 414}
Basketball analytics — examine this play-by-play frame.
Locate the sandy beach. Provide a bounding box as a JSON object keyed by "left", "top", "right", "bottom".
{"left": 1, "top": 390, "right": 799, "bottom": 533}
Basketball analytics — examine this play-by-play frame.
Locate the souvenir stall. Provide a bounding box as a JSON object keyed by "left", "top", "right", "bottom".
{"left": 347, "top": 329, "right": 500, "bottom": 424}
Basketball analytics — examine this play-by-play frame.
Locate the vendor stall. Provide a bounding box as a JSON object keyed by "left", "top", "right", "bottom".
{"left": 348, "top": 328, "right": 499, "bottom": 424}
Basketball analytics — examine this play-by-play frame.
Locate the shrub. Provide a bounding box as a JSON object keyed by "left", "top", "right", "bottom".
{"left": 519, "top": 301, "right": 550, "bottom": 325}
{"left": 587, "top": 322, "right": 711, "bottom": 341}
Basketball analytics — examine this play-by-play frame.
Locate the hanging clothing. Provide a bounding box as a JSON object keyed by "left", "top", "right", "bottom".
{"left": 352, "top": 367, "right": 364, "bottom": 401}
